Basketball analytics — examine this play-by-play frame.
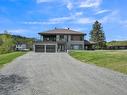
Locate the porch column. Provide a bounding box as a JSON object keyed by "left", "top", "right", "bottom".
{"left": 82, "top": 44, "right": 84, "bottom": 50}
{"left": 33, "top": 44, "right": 35, "bottom": 52}
{"left": 56, "top": 35, "right": 60, "bottom": 41}
{"left": 44, "top": 45, "right": 46, "bottom": 53}
{"left": 56, "top": 44, "right": 57, "bottom": 53}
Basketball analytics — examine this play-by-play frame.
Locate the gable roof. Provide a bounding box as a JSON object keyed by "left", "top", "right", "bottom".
{"left": 39, "top": 29, "right": 86, "bottom": 35}
{"left": 84, "top": 40, "right": 97, "bottom": 45}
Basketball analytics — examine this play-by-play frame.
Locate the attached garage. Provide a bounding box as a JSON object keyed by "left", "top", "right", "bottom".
{"left": 34, "top": 43, "right": 57, "bottom": 53}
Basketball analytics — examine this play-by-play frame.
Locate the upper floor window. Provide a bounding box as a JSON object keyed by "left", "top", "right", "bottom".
{"left": 43, "top": 35, "right": 56, "bottom": 42}
{"left": 60, "top": 35, "right": 64, "bottom": 40}
{"left": 60, "top": 35, "right": 64, "bottom": 39}
{"left": 80, "top": 36, "right": 83, "bottom": 41}
{"left": 71, "top": 35, "right": 83, "bottom": 41}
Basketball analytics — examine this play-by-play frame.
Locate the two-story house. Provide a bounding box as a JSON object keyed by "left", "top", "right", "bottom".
{"left": 34, "top": 28, "right": 86, "bottom": 52}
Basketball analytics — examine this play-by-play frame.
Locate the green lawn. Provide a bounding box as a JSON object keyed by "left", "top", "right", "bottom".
{"left": 0, "top": 52, "right": 26, "bottom": 67}
{"left": 69, "top": 50, "right": 127, "bottom": 74}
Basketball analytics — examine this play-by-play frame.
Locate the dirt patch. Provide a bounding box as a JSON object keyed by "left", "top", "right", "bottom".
{"left": 0, "top": 74, "right": 28, "bottom": 95}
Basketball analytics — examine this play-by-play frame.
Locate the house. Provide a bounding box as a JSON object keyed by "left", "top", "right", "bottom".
{"left": 107, "top": 41, "right": 127, "bottom": 50}
{"left": 15, "top": 43, "right": 29, "bottom": 51}
{"left": 34, "top": 28, "right": 86, "bottom": 52}
{"left": 107, "top": 45, "right": 127, "bottom": 50}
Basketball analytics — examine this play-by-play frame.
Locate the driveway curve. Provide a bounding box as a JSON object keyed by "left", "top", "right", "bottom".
{"left": 0, "top": 52, "right": 127, "bottom": 95}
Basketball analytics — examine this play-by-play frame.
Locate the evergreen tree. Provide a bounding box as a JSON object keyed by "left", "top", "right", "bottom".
{"left": 90, "top": 21, "right": 106, "bottom": 49}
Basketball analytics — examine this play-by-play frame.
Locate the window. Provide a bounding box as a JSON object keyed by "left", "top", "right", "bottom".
{"left": 80, "top": 36, "right": 83, "bottom": 41}
{"left": 71, "top": 44, "right": 83, "bottom": 50}
{"left": 71, "top": 35, "right": 83, "bottom": 41}
{"left": 60, "top": 35, "right": 64, "bottom": 39}
{"left": 43, "top": 35, "right": 56, "bottom": 41}
{"left": 60, "top": 35, "right": 64, "bottom": 40}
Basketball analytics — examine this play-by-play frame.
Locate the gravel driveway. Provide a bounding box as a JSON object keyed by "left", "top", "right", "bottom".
{"left": 0, "top": 52, "right": 127, "bottom": 95}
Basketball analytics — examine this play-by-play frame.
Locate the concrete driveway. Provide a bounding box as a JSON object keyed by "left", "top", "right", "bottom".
{"left": 0, "top": 52, "right": 127, "bottom": 95}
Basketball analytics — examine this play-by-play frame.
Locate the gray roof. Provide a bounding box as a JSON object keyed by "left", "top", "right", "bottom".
{"left": 39, "top": 29, "right": 85, "bottom": 35}
{"left": 84, "top": 40, "right": 97, "bottom": 45}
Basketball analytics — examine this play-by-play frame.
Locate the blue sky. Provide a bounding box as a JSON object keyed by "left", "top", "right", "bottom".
{"left": 0, "top": 0, "right": 127, "bottom": 41}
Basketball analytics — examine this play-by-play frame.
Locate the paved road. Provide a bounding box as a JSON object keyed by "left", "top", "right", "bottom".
{"left": 0, "top": 52, "right": 127, "bottom": 95}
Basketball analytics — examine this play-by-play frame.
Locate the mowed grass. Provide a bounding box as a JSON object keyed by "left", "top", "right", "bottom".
{"left": 0, "top": 52, "right": 26, "bottom": 67}
{"left": 69, "top": 50, "right": 127, "bottom": 74}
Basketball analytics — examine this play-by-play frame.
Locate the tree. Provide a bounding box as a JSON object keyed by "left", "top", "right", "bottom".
{"left": 0, "top": 33, "right": 15, "bottom": 54}
{"left": 90, "top": 21, "right": 106, "bottom": 49}
{"left": 0, "top": 37, "right": 3, "bottom": 46}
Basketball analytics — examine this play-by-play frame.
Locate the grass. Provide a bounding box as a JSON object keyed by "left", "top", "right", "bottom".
{"left": 0, "top": 52, "right": 26, "bottom": 67}
{"left": 69, "top": 50, "right": 127, "bottom": 74}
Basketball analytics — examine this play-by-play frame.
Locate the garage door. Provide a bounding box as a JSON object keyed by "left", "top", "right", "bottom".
{"left": 46, "top": 45, "right": 56, "bottom": 52}
{"left": 35, "top": 45, "right": 45, "bottom": 52}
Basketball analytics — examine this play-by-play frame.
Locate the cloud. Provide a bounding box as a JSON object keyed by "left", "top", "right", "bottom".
{"left": 95, "top": 9, "right": 110, "bottom": 14}
{"left": 66, "top": 1, "right": 73, "bottom": 10}
{"left": 36, "top": 0, "right": 103, "bottom": 12}
{"left": 36, "top": 0, "right": 103, "bottom": 9}
{"left": 48, "top": 16, "right": 74, "bottom": 23}
{"left": 63, "top": 0, "right": 103, "bottom": 10}
{"left": 23, "top": 11, "right": 95, "bottom": 25}
{"left": 7, "top": 29, "right": 29, "bottom": 34}
{"left": 36, "top": 0, "right": 53, "bottom": 3}
{"left": 62, "top": 0, "right": 74, "bottom": 10}
{"left": 48, "top": 12, "right": 94, "bottom": 25}
{"left": 79, "top": 0, "right": 102, "bottom": 8}
{"left": 36, "top": 0, "right": 74, "bottom": 10}
{"left": 75, "top": 17, "right": 95, "bottom": 24}
{"left": 23, "top": 21, "right": 44, "bottom": 25}
{"left": 99, "top": 10, "right": 127, "bottom": 28}
{"left": 120, "top": 20, "right": 127, "bottom": 27}
{"left": 70, "top": 27, "right": 87, "bottom": 31}
{"left": 99, "top": 10, "right": 120, "bottom": 23}
{"left": 22, "top": 16, "right": 74, "bottom": 25}
{"left": 23, "top": 12, "right": 79, "bottom": 25}
{"left": 0, "top": 29, "right": 27, "bottom": 36}
{"left": 39, "top": 16, "right": 73, "bottom": 24}
{"left": 75, "top": 12, "right": 83, "bottom": 16}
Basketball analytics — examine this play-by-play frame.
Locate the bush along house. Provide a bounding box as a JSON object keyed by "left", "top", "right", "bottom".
{"left": 34, "top": 28, "right": 95, "bottom": 52}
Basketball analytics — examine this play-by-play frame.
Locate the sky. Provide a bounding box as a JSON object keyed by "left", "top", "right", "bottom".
{"left": 0, "top": 0, "right": 127, "bottom": 41}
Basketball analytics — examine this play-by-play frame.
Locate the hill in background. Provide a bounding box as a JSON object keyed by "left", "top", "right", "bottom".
{"left": 107, "top": 41, "right": 127, "bottom": 46}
